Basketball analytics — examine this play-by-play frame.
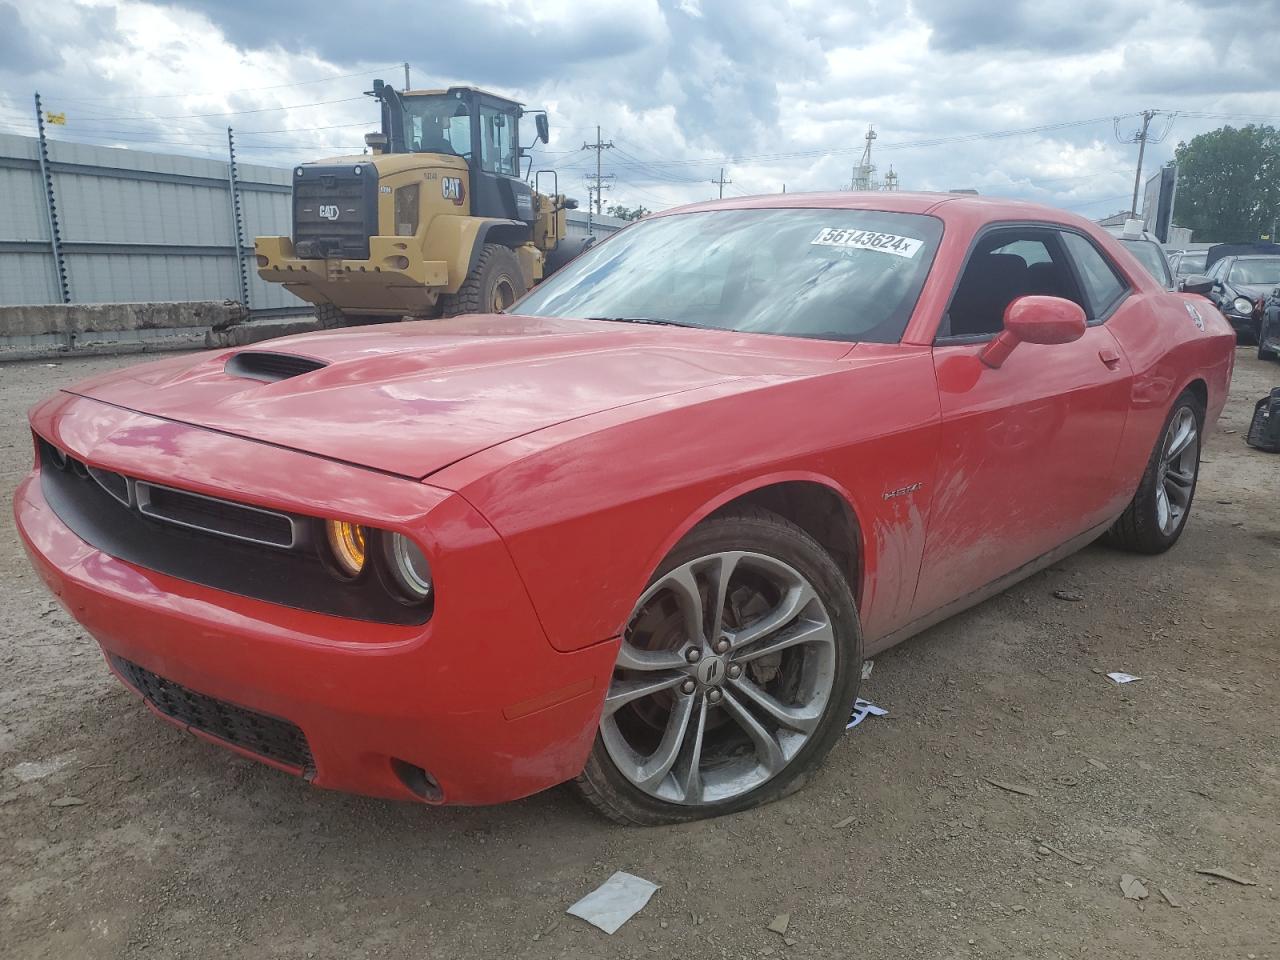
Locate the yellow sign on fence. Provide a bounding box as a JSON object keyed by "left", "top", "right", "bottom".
{"left": 46, "top": 112, "right": 66, "bottom": 126}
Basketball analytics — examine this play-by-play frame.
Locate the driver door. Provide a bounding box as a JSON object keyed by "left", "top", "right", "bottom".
{"left": 911, "top": 226, "right": 1133, "bottom": 617}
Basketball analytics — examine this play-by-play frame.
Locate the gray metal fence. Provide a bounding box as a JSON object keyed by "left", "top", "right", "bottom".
{"left": 0, "top": 131, "right": 626, "bottom": 312}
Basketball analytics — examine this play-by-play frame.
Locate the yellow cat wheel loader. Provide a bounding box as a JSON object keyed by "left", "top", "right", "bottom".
{"left": 255, "top": 79, "right": 588, "bottom": 325}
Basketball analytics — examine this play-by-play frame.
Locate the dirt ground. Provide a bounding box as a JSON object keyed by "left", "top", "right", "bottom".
{"left": 1, "top": 348, "right": 1277, "bottom": 960}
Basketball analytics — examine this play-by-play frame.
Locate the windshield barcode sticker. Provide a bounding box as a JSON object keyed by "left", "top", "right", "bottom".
{"left": 811, "top": 227, "right": 923, "bottom": 258}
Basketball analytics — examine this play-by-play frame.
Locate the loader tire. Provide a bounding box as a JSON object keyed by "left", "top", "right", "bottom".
{"left": 312, "top": 304, "right": 402, "bottom": 329}
{"left": 439, "top": 244, "right": 526, "bottom": 317}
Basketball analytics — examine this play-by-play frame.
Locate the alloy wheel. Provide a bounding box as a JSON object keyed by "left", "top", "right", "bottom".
{"left": 1155, "top": 406, "right": 1199, "bottom": 536}
{"left": 601, "top": 551, "right": 836, "bottom": 806}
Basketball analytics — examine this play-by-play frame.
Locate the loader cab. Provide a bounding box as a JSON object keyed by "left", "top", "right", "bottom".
{"left": 368, "top": 80, "right": 546, "bottom": 227}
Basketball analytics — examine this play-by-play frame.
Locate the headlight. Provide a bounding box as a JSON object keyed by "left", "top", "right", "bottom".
{"left": 325, "top": 520, "right": 367, "bottom": 577}
{"left": 382, "top": 533, "right": 432, "bottom": 603}
{"left": 1232, "top": 296, "right": 1254, "bottom": 315}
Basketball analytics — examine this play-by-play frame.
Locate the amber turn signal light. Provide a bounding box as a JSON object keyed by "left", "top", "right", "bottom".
{"left": 326, "top": 520, "right": 367, "bottom": 577}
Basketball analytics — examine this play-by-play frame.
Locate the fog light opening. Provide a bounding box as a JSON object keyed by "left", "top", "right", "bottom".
{"left": 391, "top": 758, "right": 443, "bottom": 803}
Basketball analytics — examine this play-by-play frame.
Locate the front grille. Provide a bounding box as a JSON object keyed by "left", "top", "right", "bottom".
{"left": 225, "top": 351, "right": 328, "bottom": 383}
{"left": 135, "top": 480, "right": 297, "bottom": 548}
{"left": 37, "top": 439, "right": 429, "bottom": 625}
{"left": 111, "top": 656, "right": 314, "bottom": 773}
{"left": 292, "top": 164, "right": 378, "bottom": 259}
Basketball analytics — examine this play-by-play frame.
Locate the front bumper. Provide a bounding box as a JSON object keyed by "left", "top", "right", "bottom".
{"left": 254, "top": 235, "right": 450, "bottom": 316}
{"left": 14, "top": 396, "right": 616, "bottom": 805}
{"left": 1225, "top": 312, "right": 1260, "bottom": 338}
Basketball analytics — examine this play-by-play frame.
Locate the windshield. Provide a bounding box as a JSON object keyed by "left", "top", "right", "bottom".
{"left": 1228, "top": 258, "right": 1280, "bottom": 286}
{"left": 1121, "top": 239, "right": 1171, "bottom": 287}
{"left": 1174, "top": 251, "right": 1206, "bottom": 276}
{"left": 514, "top": 208, "right": 943, "bottom": 343}
{"left": 401, "top": 95, "right": 471, "bottom": 156}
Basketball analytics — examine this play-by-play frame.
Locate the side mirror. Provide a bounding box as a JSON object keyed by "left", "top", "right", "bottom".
{"left": 1180, "top": 274, "right": 1215, "bottom": 296}
{"left": 980, "top": 296, "right": 1087, "bottom": 369}
{"left": 535, "top": 113, "right": 550, "bottom": 144}
{"left": 363, "top": 131, "right": 388, "bottom": 153}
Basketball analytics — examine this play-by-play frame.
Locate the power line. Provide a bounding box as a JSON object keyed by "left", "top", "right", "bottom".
{"left": 44, "top": 64, "right": 400, "bottom": 102}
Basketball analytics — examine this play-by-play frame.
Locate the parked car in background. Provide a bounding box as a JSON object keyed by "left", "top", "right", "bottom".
{"left": 1169, "top": 248, "right": 1208, "bottom": 279}
{"left": 1104, "top": 219, "right": 1174, "bottom": 289}
{"left": 15, "top": 193, "right": 1236, "bottom": 824}
{"left": 1203, "top": 253, "right": 1280, "bottom": 342}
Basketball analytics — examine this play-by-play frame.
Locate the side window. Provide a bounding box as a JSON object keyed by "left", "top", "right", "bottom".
{"left": 1060, "top": 232, "right": 1127, "bottom": 320}
{"left": 942, "top": 229, "right": 1083, "bottom": 339}
{"left": 478, "top": 106, "right": 517, "bottom": 176}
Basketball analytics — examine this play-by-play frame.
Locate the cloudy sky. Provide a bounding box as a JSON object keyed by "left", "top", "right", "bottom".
{"left": 1, "top": 0, "right": 1278, "bottom": 217}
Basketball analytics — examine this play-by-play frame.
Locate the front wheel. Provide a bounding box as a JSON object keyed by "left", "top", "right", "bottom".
{"left": 439, "top": 244, "right": 527, "bottom": 317}
{"left": 573, "top": 508, "right": 862, "bottom": 825}
{"left": 1106, "top": 390, "right": 1204, "bottom": 554}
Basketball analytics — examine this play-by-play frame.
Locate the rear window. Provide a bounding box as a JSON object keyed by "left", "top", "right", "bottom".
{"left": 1120, "top": 239, "right": 1172, "bottom": 287}
{"left": 1061, "top": 232, "right": 1127, "bottom": 316}
{"left": 515, "top": 208, "right": 944, "bottom": 343}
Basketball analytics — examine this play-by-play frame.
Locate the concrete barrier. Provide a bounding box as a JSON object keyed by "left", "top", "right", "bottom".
{"left": 0, "top": 300, "right": 244, "bottom": 338}
{"left": 0, "top": 300, "right": 321, "bottom": 362}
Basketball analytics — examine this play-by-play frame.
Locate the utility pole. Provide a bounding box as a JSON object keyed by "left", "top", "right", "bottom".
{"left": 403, "top": 62, "right": 410, "bottom": 92}
{"left": 709, "top": 167, "right": 732, "bottom": 199}
{"left": 33, "top": 92, "right": 70, "bottom": 306}
{"left": 1129, "top": 109, "right": 1155, "bottom": 218}
{"left": 583, "top": 126, "right": 616, "bottom": 235}
{"left": 1116, "top": 110, "right": 1173, "bottom": 218}
{"left": 583, "top": 173, "right": 615, "bottom": 220}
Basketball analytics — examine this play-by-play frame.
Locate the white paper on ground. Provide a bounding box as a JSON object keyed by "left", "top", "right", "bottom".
{"left": 861, "top": 660, "right": 874, "bottom": 680}
{"left": 1107, "top": 672, "right": 1142, "bottom": 684}
{"left": 847, "top": 698, "right": 888, "bottom": 729}
{"left": 567, "top": 871, "right": 660, "bottom": 934}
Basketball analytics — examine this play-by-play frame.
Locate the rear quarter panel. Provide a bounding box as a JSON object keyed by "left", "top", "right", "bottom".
{"left": 1105, "top": 291, "right": 1234, "bottom": 488}
{"left": 430, "top": 347, "right": 942, "bottom": 652}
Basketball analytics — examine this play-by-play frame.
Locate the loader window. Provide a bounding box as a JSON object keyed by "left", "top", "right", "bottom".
{"left": 479, "top": 105, "right": 518, "bottom": 177}
{"left": 402, "top": 95, "right": 469, "bottom": 157}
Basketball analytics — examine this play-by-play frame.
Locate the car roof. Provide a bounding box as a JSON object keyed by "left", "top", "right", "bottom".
{"left": 653, "top": 190, "right": 1106, "bottom": 231}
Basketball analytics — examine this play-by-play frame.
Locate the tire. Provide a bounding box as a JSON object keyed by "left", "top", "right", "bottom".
{"left": 312, "top": 303, "right": 401, "bottom": 328}
{"left": 1106, "top": 389, "right": 1205, "bottom": 555}
{"left": 573, "top": 507, "right": 862, "bottom": 826}
{"left": 439, "top": 243, "right": 526, "bottom": 317}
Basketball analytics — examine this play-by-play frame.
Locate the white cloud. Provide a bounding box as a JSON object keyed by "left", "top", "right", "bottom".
{"left": 0, "top": 0, "right": 1277, "bottom": 216}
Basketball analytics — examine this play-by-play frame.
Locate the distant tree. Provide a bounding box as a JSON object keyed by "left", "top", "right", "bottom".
{"left": 1174, "top": 125, "right": 1280, "bottom": 242}
{"left": 606, "top": 204, "right": 651, "bottom": 221}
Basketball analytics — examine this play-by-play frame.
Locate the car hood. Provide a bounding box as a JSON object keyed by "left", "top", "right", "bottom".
{"left": 68, "top": 315, "right": 850, "bottom": 478}
{"left": 1231, "top": 283, "right": 1274, "bottom": 299}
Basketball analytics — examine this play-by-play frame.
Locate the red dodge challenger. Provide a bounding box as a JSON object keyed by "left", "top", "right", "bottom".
{"left": 14, "top": 194, "right": 1234, "bottom": 824}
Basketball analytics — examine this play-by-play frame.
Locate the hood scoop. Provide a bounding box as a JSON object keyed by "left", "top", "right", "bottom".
{"left": 225, "top": 351, "right": 328, "bottom": 383}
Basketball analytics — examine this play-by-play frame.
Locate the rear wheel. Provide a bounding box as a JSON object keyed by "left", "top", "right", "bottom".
{"left": 312, "top": 303, "right": 400, "bottom": 328}
{"left": 573, "top": 508, "right": 861, "bottom": 825}
{"left": 1107, "top": 390, "right": 1204, "bottom": 554}
{"left": 439, "top": 243, "right": 526, "bottom": 317}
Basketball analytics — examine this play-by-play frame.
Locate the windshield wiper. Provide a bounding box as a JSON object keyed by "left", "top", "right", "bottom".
{"left": 584, "top": 316, "right": 704, "bottom": 329}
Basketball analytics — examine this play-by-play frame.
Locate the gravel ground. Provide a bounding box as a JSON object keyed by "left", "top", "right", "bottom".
{"left": 1, "top": 348, "right": 1277, "bottom": 960}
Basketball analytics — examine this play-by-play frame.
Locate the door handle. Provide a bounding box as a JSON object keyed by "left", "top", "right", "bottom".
{"left": 1098, "top": 347, "right": 1122, "bottom": 369}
